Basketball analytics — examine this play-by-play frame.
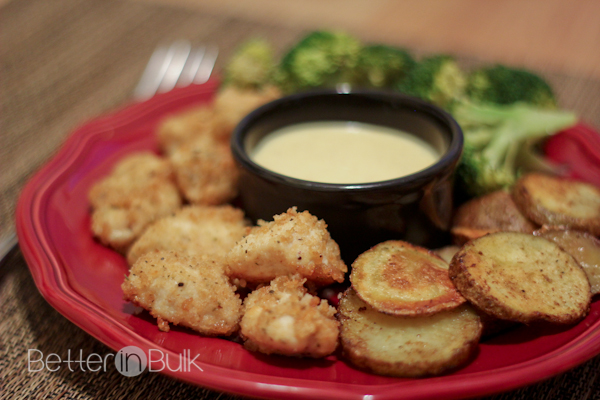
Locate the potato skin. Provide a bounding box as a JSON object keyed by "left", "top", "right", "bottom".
{"left": 338, "top": 288, "right": 481, "bottom": 378}
{"left": 451, "top": 190, "right": 537, "bottom": 245}
{"left": 351, "top": 240, "right": 465, "bottom": 317}
{"left": 449, "top": 232, "right": 591, "bottom": 324}
{"left": 512, "top": 173, "right": 600, "bottom": 236}
{"left": 535, "top": 226, "right": 600, "bottom": 295}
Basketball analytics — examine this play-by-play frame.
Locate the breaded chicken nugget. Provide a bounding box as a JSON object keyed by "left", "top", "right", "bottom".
{"left": 226, "top": 207, "right": 348, "bottom": 286}
{"left": 156, "top": 104, "right": 217, "bottom": 155}
{"left": 240, "top": 275, "right": 339, "bottom": 358}
{"left": 513, "top": 173, "right": 600, "bottom": 236}
{"left": 211, "top": 85, "right": 281, "bottom": 141}
{"left": 122, "top": 251, "right": 242, "bottom": 335}
{"left": 169, "top": 135, "right": 239, "bottom": 205}
{"left": 127, "top": 205, "right": 250, "bottom": 265}
{"left": 89, "top": 152, "right": 181, "bottom": 253}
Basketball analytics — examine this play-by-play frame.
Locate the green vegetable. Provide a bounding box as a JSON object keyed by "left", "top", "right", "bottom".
{"left": 352, "top": 45, "right": 415, "bottom": 88}
{"left": 223, "top": 38, "right": 277, "bottom": 89}
{"left": 454, "top": 100, "right": 577, "bottom": 196}
{"left": 466, "top": 64, "right": 557, "bottom": 109}
{"left": 276, "top": 31, "right": 363, "bottom": 93}
{"left": 397, "top": 55, "right": 467, "bottom": 109}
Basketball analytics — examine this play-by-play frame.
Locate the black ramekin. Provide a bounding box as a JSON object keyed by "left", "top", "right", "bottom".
{"left": 231, "top": 89, "right": 463, "bottom": 263}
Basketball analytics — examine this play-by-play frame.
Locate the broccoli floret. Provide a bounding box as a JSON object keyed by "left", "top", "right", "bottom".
{"left": 397, "top": 55, "right": 467, "bottom": 109}
{"left": 276, "top": 31, "right": 363, "bottom": 93}
{"left": 456, "top": 138, "right": 518, "bottom": 198}
{"left": 466, "top": 64, "right": 557, "bottom": 109}
{"left": 223, "top": 39, "right": 277, "bottom": 89}
{"left": 352, "top": 45, "right": 415, "bottom": 88}
{"left": 454, "top": 100, "right": 577, "bottom": 196}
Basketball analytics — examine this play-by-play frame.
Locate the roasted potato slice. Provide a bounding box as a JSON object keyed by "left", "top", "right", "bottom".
{"left": 513, "top": 173, "right": 600, "bottom": 236}
{"left": 434, "top": 245, "right": 460, "bottom": 265}
{"left": 449, "top": 232, "right": 591, "bottom": 324}
{"left": 350, "top": 241, "right": 465, "bottom": 317}
{"left": 451, "top": 227, "right": 498, "bottom": 246}
{"left": 338, "top": 288, "right": 481, "bottom": 378}
{"left": 535, "top": 227, "right": 600, "bottom": 295}
{"left": 452, "top": 190, "right": 537, "bottom": 245}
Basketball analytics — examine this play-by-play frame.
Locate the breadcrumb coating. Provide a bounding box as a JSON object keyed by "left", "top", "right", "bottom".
{"left": 226, "top": 207, "right": 347, "bottom": 285}
{"left": 169, "top": 135, "right": 239, "bottom": 205}
{"left": 156, "top": 104, "right": 218, "bottom": 155}
{"left": 88, "top": 152, "right": 181, "bottom": 253}
{"left": 240, "top": 275, "right": 339, "bottom": 358}
{"left": 122, "top": 251, "right": 242, "bottom": 335}
{"left": 211, "top": 85, "right": 281, "bottom": 141}
{"left": 156, "top": 86, "right": 280, "bottom": 155}
{"left": 127, "top": 205, "right": 250, "bottom": 265}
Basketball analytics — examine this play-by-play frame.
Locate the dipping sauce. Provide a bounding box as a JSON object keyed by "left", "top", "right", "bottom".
{"left": 251, "top": 121, "right": 440, "bottom": 184}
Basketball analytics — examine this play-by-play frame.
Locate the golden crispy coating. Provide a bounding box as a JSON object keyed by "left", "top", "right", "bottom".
{"left": 88, "top": 152, "right": 181, "bottom": 253}
{"left": 169, "top": 135, "right": 239, "bottom": 205}
{"left": 122, "top": 251, "right": 242, "bottom": 335}
{"left": 535, "top": 227, "right": 600, "bottom": 295}
{"left": 211, "top": 85, "right": 281, "bottom": 141}
{"left": 449, "top": 232, "right": 591, "bottom": 324}
{"left": 240, "top": 275, "right": 338, "bottom": 358}
{"left": 226, "top": 207, "right": 347, "bottom": 286}
{"left": 451, "top": 190, "right": 537, "bottom": 245}
{"left": 338, "top": 288, "right": 481, "bottom": 378}
{"left": 156, "top": 104, "right": 217, "bottom": 155}
{"left": 513, "top": 173, "right": 600, "bottom": 236}
{"left": 350, "top": 241, "right": 465, "bottom": 317}
{"left": 127, "top": 205, "right": 250, "bottom": 265}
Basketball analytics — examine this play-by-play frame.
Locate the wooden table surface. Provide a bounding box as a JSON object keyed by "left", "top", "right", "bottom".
{"left": 2, "top": 0, "right": 600, "bottom": 399}
{"left": 136, "top": 0, "right": 600, "bottom": 80}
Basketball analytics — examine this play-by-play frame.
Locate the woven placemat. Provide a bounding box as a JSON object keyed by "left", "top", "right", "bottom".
{"left": 2, "top": 0, "right": 600, "bottom": 399}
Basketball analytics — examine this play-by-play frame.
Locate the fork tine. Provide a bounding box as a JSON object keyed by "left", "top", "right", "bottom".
{"left": 134, "top": 41, "right": 218, "bottom": 101}
{"left": 194, "top": 45, "right": 218, "bottom": 85}
{"left": 176, "top": 46, "right": 206, "bottom": 88}
{"left": 157, "top": 40, "right": 192, "bottom": 93}
{"left": 133, "top": 44, "right": 171, "bottom": 100}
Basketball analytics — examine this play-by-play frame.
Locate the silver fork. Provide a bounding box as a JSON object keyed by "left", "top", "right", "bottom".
{"left": 133, "top": 40, "right": 218, "bottom": 101}
{"left": 0, "top": 40, "right": 219, "bottom": 264}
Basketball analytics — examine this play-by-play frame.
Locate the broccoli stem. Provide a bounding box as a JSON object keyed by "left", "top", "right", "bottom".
{"left": 480, "top": 123, "right": 515, "bottom": 168}
{"left": 480, "top": 104, "right": 576, "bottom": 167}
{"left": 454, "top": 100, "right": 577, "bottom": 196}
{"left": 463, "top": 128, "right": 494, "bottom": 149}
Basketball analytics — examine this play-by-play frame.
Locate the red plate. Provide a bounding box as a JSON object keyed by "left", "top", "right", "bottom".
{"left": 16, "top": 81, "right": 600, "bottom": 400}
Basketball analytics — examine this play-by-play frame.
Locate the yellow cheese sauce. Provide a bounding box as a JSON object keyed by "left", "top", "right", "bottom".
{"left": 251, "top": 121, "right": 440, "bottom": 184}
